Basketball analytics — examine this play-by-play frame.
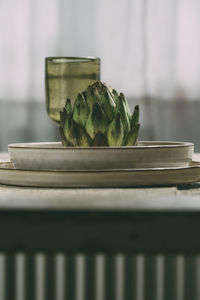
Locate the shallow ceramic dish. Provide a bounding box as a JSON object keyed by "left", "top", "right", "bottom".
{"left": 8, "top": 141, "right": 194, "bottom": 170}
{"left": 0, "top": 161, "right": 199, "bottom": 187}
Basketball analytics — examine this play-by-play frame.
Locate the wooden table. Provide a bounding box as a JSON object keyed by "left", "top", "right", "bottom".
{"left": 0, "top": 153, "right": 200, "bottom": 300}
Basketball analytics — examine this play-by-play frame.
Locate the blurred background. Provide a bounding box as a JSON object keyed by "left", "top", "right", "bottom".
{"left": 0, "top": 0, "right": 200, "bottom": 151}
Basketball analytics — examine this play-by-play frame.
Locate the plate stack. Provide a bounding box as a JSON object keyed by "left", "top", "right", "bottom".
{"left": 0, "top": 141, "right": 198, "bottom": 187}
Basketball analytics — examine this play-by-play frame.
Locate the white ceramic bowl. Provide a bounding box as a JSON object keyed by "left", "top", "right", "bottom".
{"left": 8, "top": 141, "right": 194, "bottom": 170}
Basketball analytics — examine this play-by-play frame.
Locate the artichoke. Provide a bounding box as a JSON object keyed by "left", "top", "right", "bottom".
{"left": 59, "top": 81, "right": 140, "bottom": 147}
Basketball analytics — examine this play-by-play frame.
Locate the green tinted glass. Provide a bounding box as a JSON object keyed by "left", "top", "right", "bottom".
{"left": 45, "top": 57, "right": 101, "bottom": 124}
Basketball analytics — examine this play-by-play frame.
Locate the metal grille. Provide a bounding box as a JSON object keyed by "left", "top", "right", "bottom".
{"left": 0, "top": 253, "right": 200, "bottom": 300}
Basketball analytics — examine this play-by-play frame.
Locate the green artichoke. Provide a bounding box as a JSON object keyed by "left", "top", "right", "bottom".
{"left": 59, "top": 81, "right": 140, "bottom": 147}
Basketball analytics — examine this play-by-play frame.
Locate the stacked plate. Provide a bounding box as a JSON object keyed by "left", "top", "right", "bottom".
{"left": 0, "top": 141, "right": 198, "bottom": 187}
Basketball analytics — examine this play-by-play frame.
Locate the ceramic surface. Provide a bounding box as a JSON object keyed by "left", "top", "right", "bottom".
{"left": 8, "top": 141, "right": 194, "bottom": 170}
{"left": 0, "top": 161, "right": 199, "bottom": 188}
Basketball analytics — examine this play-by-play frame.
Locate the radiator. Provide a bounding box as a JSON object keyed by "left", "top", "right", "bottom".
{"left": 0, "top": 253, "right": 199, "bottom": 300}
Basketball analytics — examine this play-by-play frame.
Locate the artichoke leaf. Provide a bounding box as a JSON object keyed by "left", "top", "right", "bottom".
{"left": 101, "top": 90, "right": 115, "bottom": 121}
{"left": 131, "top": 105, "right": 139, "bottom": 129}
{"left": 85, "top": 102, "right": 109, "bottom": 139}
{"left": 97, "top": 81, "right": 114, "bottom": 97}
{"left": 60, "top": 108, "right": 67, "bottom": 128}
{"left": 73, "top": 93, "right": 90, "bottom": 127}
{"left": 59, "top": 126, "right": 68, "bottom": 146}
{"left": 69, "top": 120, "right": 91, "bottom": 147}
{"left": 112, "top": 89, "right": 119, "bottom": 103}
{"left": 81, "top": 91, "right": 87, "bottom": 100}
{"left": 63, "top": 118, "right": 72, "bottom": 142}
{"left": 120, "top": 93, "right": 131, "bottom": 119}
{"left": 106, "top": 112, "right": 124, "bottom": 146}
{"left": 64, "top": 98, "right": 72, "bottom": 116}
{"left": 60, "top": 98, "right": 72, "bottom": 127}
{"left": 85, "top": 85, "right": 100, "bottom": 110}
{"left": 125, "top": 123, "right": 140, "bottom": 146}
{"left": 92, "top": 132, "right": 108, "bottom": 146}
{"left": 115, "top": 95, "right": 130, "bottom": 133}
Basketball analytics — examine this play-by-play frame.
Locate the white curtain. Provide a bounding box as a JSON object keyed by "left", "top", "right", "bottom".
{"left": 1, "top": 0, "right": 200, "bottom": 101}
{"left": 0, "top": 0, "right": 200, "bottom": 149}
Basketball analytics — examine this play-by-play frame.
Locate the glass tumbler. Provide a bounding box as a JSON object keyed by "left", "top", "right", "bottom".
{"left": 45, "top": 57, "right": 101, "bottom": 124}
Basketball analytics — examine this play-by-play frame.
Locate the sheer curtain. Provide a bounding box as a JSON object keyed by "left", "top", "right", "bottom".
{"left": 0, "top": 0, "right": 200, "bottom": 150}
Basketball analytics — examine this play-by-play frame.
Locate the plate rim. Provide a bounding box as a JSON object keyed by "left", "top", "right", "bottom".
{"left": 1, "top": 161, "right": 199, "bottom": 173}
{"left": 0, "top": 160, "right": 199, "bottom": 187}
{"left": 8, "top": 141, "right": 194, "bottom": 150}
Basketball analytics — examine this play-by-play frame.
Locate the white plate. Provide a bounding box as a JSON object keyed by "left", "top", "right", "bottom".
{"left": 0, "top": 161, "right": 199, "bottom": 187}
{"left": 8, "top": 141, "right": 194, "bottom": 170}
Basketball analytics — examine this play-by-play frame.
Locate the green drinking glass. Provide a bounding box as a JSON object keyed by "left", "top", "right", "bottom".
{"left": 45, "top": 56, "right": 101, "bottom": 124}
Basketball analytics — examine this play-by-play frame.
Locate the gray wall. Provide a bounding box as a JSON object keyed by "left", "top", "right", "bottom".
{"left": 0, "top": 101, "right": 59, "bottom": 152}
